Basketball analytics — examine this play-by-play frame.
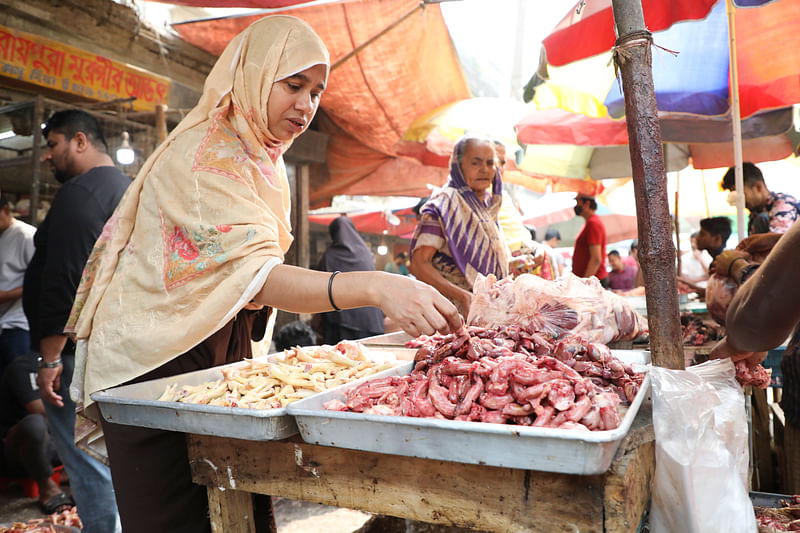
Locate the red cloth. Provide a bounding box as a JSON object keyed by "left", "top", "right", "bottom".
{"left": 572, "top": 214, "right": 607, "bottom": 280}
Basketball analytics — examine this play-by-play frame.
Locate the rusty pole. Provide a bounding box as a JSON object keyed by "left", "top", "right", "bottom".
{"left": 610, "top": 0, "right": 683, "bottom": 369}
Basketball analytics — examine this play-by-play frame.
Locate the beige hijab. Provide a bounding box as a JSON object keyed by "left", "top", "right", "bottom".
{"left": 66, "top": 16, "right": 330, "bottom": 406}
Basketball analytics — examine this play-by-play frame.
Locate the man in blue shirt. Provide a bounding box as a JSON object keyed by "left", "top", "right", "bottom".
{"left": 695, "top": 217, "right": 732, "bottom": 259}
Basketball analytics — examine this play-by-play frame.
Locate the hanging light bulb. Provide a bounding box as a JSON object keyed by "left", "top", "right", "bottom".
{"left": 384, "top": 209, "right": 401, "bottom": 226}
{"left": 116, "top": 131, "right": 135, "bottom": 165}
{"left": 377, "top": 230, "right": 389, "bottom": 256}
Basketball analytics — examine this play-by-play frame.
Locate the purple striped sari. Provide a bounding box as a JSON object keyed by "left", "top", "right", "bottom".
{"left": 410, "top": 150, "right": 508, "bottom": 289}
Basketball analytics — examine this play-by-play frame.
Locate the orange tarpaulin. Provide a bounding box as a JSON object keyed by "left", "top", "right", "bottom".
{"left": 174, "top": 0, "right": 470, "bottom": 205}
{"left": 308, "top": 111, "right": 448, "bottom": 207}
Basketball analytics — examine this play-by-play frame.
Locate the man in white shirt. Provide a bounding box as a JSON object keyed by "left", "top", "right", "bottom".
{"left": 542, "top": 228, "right": 565, "bottom": 278}
{"left": 0, "top": 190, "right": 36, "bottom": 378}
{"left": 679, "top": 232, "right": 712, "bottom": 286}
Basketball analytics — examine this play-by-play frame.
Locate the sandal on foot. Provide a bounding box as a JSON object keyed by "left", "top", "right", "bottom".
{"left": 41, "top": 491, "right": 74, "bottom": 514}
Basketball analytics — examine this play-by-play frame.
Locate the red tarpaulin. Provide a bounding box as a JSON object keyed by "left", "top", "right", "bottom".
{"left": 173, "top": 0, "right": 470, "bottom": 205}
{"left": 309, "top": 207, "right": 419, "bottom": 238}
{"left": 542, "top": 0, "right": 717, "bottom": 67}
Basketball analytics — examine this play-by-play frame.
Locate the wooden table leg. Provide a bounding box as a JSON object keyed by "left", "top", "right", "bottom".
{"left": 207, "top": 485, "right": 257, "bottom": 533}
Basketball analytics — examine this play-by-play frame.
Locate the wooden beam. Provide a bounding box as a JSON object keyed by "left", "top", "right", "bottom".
{"left": 610, "top": 0, "right": 683, "bottom": 369}
{"left": 296, "top": 164, "right": 310, "bottom": 270}
{"left": 30, "top": 95, "right": 43, "bottom": 225}
{"left": 207, "top": 486, "right": 257, "bottom": 533}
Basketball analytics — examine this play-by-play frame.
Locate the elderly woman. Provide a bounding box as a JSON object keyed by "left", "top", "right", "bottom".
{"left": 61, "top": 16, "right": 460, "bottom": 533}
{"left": 410, "top": 135, "right": 509, "bottom": 316}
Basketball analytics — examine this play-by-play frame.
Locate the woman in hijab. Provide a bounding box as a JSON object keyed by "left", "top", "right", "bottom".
{"left": 317, "top": 215, "right": 384, "bottom": 343}
{"left": 410, "top": 135, "right": 509, "bottom": 317}
{"left": 64, "top": 16, "right": 460, "bottom": 533}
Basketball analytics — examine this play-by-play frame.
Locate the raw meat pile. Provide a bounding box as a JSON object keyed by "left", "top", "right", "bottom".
{"left": 736, "top": 360, "right": 772, "bottom": 389}
{"left": 0, "top": 506, "right": 81, "bottom": 532}
{"left": 467, "top": 273, "right": 648, "bottom": 344}
{"left": 680, "top": 312, "right": 723, "bottom": 346}
{"left": 325, "top": 325, "right": 645, "bottom": 431}
{"left": 754, "top": 494, "right": 800, "bottom": 531}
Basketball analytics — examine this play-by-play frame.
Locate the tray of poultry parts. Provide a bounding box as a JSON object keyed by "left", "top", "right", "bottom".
{"left": 91, "top": 342, "right": 413, "bottom": 441}
{"left": 287, "top": 325, "right": 651, "bottom": 475}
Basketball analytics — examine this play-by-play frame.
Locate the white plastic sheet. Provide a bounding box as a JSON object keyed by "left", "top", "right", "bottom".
{"left": 650, "top": 358, "right": 756, "bottom": 533}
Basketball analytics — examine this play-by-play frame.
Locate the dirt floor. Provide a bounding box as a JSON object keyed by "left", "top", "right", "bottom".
{"left": 0, "top": 482, "right": 372, "bottom": 532}
{"left": 0, "top": 481, "right": 487, "bottom": 531}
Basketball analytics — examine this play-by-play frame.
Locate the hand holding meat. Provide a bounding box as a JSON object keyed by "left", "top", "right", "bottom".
{"left": 710, "top": 336, "right": 767, "bottom": 365}
{"left": 376, "top": 276, "right": 463, "bottom": 338}
{"left": 709, "top": 337, "right": 771, "bottom": 388}
{"left": 710, "top": 249, "right": 749, "bottom": 276}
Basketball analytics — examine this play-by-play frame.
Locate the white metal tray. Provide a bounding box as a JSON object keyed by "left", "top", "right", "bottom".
{"left": 92, "top": 347, "right": 414, "bottom": 441}
{"left": 360, "top": 330, "right": 413, "bottom": 346}
{"left": 287, "top": 350, "right": 651, "bottom": 474}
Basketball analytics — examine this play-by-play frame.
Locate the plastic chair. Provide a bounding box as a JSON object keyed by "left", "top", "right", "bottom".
{"left": 0, "top": 465, "right": 63, "bottom": 498}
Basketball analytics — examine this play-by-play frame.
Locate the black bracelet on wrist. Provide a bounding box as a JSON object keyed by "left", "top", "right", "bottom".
{"left": 328, "top": 270, "right": 341, "bottom": 311}
{"left": 727, "top": 257, "right": 746, "bottom": 278}
{"left": 739, "top": 263, "right": 759, "bottom": 284}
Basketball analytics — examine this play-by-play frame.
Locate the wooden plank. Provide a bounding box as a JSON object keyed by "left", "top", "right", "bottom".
{"left": 752, "top": 388, "right": 774, "bottom": 490}
{"left": 772, "top": 402, "right": 787, "bottom": 491}
{"left": 189, "top": 435, "right": 606, "bottom": 533}
{"left": 207, "top": 486, "right": 257, "bottom": 533}
{"left": 603, "top": 441, "right": 655, "bottom": 533}
{"left": 614, "top": 400, "right": 654, "bottom": 460}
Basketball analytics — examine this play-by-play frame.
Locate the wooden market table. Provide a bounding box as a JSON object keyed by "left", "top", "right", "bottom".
{"left": 187, "top": 402, "right": 655, "bottom": 533}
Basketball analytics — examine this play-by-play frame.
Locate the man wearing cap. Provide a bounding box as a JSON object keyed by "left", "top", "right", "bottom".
{"left": 0, "top": 190, "right": 35, "bottom": 378}
{"left": 572, "top": 195, "right": 608, "bottom": 287}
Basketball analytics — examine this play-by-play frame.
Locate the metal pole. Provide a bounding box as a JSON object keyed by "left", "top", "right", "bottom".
{"left": 726, "top": 0, "right": 746, "bottom": 241}
{"left": 30, "top": 96, "right": 44, "bottom": 226}
{"left": 610, "top": 0, "right": 683, "bottom": 369}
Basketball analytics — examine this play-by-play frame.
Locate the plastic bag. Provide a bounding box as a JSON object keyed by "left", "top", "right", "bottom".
{"left": 649, "top": 359, "right": 756, "bottom": 533}
{"left": 467, "top": 273, "right": 647, "bottom": 343}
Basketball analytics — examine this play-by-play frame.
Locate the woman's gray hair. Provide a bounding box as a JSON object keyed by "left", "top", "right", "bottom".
{"left": 450, "top": 134, "right": 494, "bottom": 167}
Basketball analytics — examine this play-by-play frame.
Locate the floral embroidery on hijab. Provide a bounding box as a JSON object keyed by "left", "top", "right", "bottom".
{"left": 160, "top": 210, "right": 252, "bottom": 290}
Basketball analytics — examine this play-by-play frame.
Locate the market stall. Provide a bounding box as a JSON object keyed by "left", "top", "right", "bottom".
{"left": 186, "top": 410, "right": 654, "bottom": 533}
{"left": 91, "top": 272, "right": 659, "bottom": 532}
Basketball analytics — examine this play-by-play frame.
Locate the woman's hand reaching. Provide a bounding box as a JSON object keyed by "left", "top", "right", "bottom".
{"left": 375, "top": 274, "right": 463, "bottom": 338}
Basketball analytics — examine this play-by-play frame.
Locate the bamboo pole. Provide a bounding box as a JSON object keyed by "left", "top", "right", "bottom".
{"left": 701, "top": 169, "right": 711, "bottom": 218}
{"left": 610, "top": 0, "right": 683, "bottom": 369}
{"left": 726, "top": 0, "right": 746, "bottom": 241}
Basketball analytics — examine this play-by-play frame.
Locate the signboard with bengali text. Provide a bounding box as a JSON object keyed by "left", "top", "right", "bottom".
{"left": 0, "top": 24, "right": 170, "bottom": 112}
